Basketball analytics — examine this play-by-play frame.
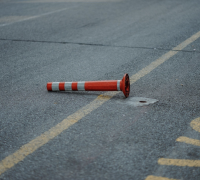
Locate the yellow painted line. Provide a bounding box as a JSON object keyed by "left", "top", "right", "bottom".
{"left": 190, "top": 117, "right": 200, "bottom": 133}
{"left": 129, "top": 31, "right": 200, "bottom": 83}
{"left": 1, "top": 30, "right": 200, "bottom": 176}
{"left": 0, "top": 93, "right": 115, "bottom": 175}
{"left": 158, "top": 158, "right": 200, "bottom": 167}
{"left": 176, "top": 136, "right": 200, "bottom": 146}
{"left": 145, "top": 175, "right": 179, "bottom": 180}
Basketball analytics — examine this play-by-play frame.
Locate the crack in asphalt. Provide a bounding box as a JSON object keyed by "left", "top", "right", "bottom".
{"left": 0, "top": 38, "right": 199, "bottom": 53}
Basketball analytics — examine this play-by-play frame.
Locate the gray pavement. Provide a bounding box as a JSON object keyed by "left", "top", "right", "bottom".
{"left": 0, "top": 0, "right": 200, "bottom": 179}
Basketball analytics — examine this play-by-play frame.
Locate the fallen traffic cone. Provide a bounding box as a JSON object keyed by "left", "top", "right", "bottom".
{"left": 47, "top": 74, "right": 130, "bottom": 98}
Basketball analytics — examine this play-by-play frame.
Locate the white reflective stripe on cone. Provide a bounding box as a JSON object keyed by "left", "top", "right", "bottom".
{"left": 52, "top": 82, "right": 59, "bottom": 91}
{"left": 117, "top": 80, "right": 121, "bottom": 91}
{"left": 64, "top": 82, "right": 72, "bottom": 91}
{"left": 77, "top": 81, "right": 85, "bottom": 91}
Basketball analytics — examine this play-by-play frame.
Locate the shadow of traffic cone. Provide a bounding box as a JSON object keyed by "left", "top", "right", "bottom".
{"left": 47, "top": 74, "right": 130, "bottom": 98}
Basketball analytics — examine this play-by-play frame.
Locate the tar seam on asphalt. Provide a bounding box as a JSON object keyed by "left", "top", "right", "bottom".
{"left": 0, "top": 38, "right": 199, "bottom": 53}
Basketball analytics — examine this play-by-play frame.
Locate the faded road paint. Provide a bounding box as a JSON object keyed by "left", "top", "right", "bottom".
{"left": 190, "top": 117, "right": 200, "bottom": 133}
{"left": 145, "top": 175, "right": 179, "bottom": 180}
{"left": 158, "top": 158, "right": 200, "bottom": 167}
{"left": 146, "top": 117, "right": 200, "bottom": 179}
{"left": 0, "top": 6, "right": 78, "bottom": 27}
{"left": 1, "top": 30, "right": 200, "bottom": 175}
{"left": 176, "top": 136, "right": 200, "bottom": 146}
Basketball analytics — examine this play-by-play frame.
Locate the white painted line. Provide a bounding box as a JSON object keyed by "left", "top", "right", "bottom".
{"left": 0, "top": 6, "right": 78, "bottom": 27}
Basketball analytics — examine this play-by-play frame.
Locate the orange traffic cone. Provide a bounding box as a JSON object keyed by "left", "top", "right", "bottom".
{"left": 47, "top": 74, "right": 130, "bottom": 98}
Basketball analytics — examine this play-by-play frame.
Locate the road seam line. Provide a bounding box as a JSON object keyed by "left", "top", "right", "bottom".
{"left": 0, "top": 38, "right": 199, "bottom": 53}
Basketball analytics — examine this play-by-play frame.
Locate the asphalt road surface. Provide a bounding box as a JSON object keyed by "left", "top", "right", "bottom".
{"left": 0, "top": 0, "right": 200, "bottom": 179}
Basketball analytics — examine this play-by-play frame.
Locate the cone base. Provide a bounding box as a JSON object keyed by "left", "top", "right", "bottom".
{"left": 121, "top": 74, "right": 130, "bottom": 98}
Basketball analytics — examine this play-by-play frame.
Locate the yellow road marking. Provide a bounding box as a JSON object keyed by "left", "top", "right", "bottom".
{"left": 130, "top": 31, "right": 200, "bottom": 83}
{"left": 145, "top": 175, "right": 179, "bottom": 180}
{"left": 176, "top": 136, "right": 200, "bottom": 146}
{"left": 148, "top": 117, "right": 200, "bottom": 178}
{"left": 0, "top": 93, "right": 115, "bottom": 175}
{"left": 158, "top": 158, "right": 200, "bottom": 167}
{"left": 1, "top": 30, "right": 200, "bottom": 175}
{"left": 190, "top": 117, "right": 200, "bottom": 133}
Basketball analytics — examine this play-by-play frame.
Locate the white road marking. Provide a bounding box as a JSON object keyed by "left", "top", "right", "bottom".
{"left": 0, "top": 6, "right": 78, "bottom": 27}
